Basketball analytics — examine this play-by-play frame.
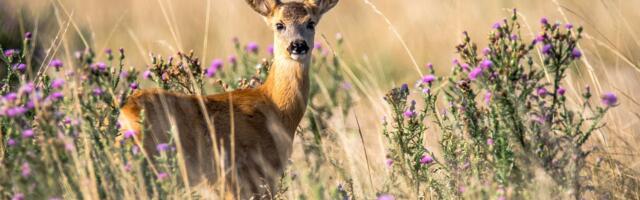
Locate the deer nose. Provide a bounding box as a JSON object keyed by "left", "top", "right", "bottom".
{"left": 287, "top": 40, "right": 309, "bottom": 55}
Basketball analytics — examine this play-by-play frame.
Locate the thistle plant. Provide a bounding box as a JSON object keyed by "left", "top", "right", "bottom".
{"left": 381, "top": 10, "right": 616, "bottom": 199}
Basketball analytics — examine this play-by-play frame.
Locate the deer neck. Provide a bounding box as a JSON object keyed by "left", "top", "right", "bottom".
{"left": 260, "top": 54, "right": 310, "bottom": 131}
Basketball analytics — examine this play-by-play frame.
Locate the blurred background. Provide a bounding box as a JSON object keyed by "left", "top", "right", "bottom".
{"left": 2, "top": 0, "right": 639, "bottom": 197}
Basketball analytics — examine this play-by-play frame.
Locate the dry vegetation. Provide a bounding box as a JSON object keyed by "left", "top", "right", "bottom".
{"left": 1, "top": 0, "right": 639, "bottom": 199}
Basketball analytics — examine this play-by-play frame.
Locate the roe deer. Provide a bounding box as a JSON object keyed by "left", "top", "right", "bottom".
{"left": 118, "top": 0, "right": 339, "bottom": 197}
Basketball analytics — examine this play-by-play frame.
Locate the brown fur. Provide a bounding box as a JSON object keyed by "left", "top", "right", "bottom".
{"left": 118, "top": 0, "right": 338, "bottom": 197}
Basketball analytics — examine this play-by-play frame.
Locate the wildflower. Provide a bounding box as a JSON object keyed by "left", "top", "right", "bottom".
{"left": 421, "top": 75, "right": 436, "bottom": 84}
{"left": 246, "top": 42, "right": 259, "bottom": 54}
{"left": 425, "top": 63, "right": 433, "bottom": 70}
{"left": 267, "top": 44, "right": 274, "bottom": 55}
{"left": 401, "top": 83, "right": 409, "bottom": 91}
{"left": 341, "top": 82, "right": 352, "bottom": 90}
{"left": 5, "top": 107, "right": 27, "bottom": 118}
{"left": 314, "top": 42, "right": 322, "bottom": 50}
{"left": 13, "top": 63, "right": 26, "bottom": 73}
{"left": 480, "top": 59, "right": 493, "bottom": 69}
{"left": 124, "top": 130, "right": 137, "bottom": 139}
{"left": 510, "top": 34, "right": 518, "bottom": 40}
{"left": 105, "top": 48, "right": 112, "bottom": 55}
{"left": 129, "top": 83, "right": 139, "bottom": 90}
{"left": 50, "top": 59, "right": 63, "bottom": 70}
{"left": 21, "top": 162, "right": 31, "bottom": 177}
{"left": 557, "top": 87, "right": 566, "bottom": 96}
{"left": 452, "top": 59, "right": 460, "bottom": 66}
{"left": 51, "top": 78, "right": 65, "bottom": 89}
{"left": 49, "top": 92, "right": 64, "bottom": 101}
{"left": 385, "top": 158, "right": 393, "bottom": 167}
{"left": 157, "top": 172, "right": 169, "bottom": 181}
{"left": 487, "top": 138, "right": 495, "bottom": 145}
{"left": 492, "top": 22, "right": 501, "bottom": 29}
{"left": 482, "top": 48, "right": 491, "bottom": 56}
{"left": 403, "top": 110, "right": 416, "bottom": 118}
{"left": 460, "top": 63, "right": 470, "bottom": 71}
{"left": 571, "top": 48, "right": 582, "bottom": 59}
{"left": 422, "top": 88, "right": 431, "bottom": 95}
{"left": 5, "top": 92, "right": 18, "bottom": 101}
{"left": 4, "top": 49, "right": 16, "bottom": 57}
{"left": 484, "top": 91, "right": 492, "bottom": 104}
{"left": 565, "top": 23, "right": 574, "bottom": 29}
{"left": 22, "top": 129, "right": 34, "bottom": 138}
{"left": 142, "top": 70, "right": 152, "bottom": 79}
{"left": 12, "top": 193, "right": 24, "bottom": 200}
{"left": 120, "top": 70, "right": 130, "bottom": 79}
{"left": 542, "top": 44, "right": 552, "bottom": 54}
{"left": 540, "top": 17, "right": 549, "bottom": 25}
{"left": 377, "top": 194, "right": 395, "bottom": 200}
{"left": 21, "top": 83, "right": 35, "bottom": 94}
{"left": 7, "top": 138, "right": 16, "bottom": 146}
{"left": 232, "top": 37, "right": 240, "bottom": 45}
{"left": 157, "top": 143, "right": 171, "bottom": 152}
{"left": 535, "top": 34, "right": 546, "bottom": 43}
{"left": 205, "top": 65, "right": 218, "bottom": 78}
{"left": 601, "top": 92, "right": 618, "bottom": 107}
{"left": 25, "top": 32, "right": 32, "bottom": 40}
{"left": 537, "top": 87, "right": 548, "bottom": 98}
{"left": 469, "top": 67, "right": 483, "bottom": 80}
{"left": 420, "top": 155, "right": 434, "bottom": 165}
{"left": 228, "top": 55, "right": 237, "bottom": 65}
{"left": 93, "top": 88, "right": 104, "bottom": 96}
{"left": 124, "top": 163, "right": 132, "bottom": 172}
{"left": 497, "top": 196, "right": 506, "bottom": 200}
{"left": 64, "top": 142, "right": 75, "bottom": 152}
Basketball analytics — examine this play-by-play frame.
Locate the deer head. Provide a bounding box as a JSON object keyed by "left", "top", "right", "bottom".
{"left": 246, "top": 0, "right": 339, "bottom": 61}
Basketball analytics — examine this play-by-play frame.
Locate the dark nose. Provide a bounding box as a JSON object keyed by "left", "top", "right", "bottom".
{"left": 287, "top": 40, "right": 309, "bottom": 55}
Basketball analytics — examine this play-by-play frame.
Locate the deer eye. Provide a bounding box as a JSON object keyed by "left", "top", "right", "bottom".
{"left": 275, "top": 23, "right": 285, "bottom": 31}
{"left": 307, "top": 22, "right": 316, "bottom": 30}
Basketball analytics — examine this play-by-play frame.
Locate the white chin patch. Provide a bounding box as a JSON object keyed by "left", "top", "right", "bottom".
{"left": 290, "top": 54, "right": 307, "bottom": 60}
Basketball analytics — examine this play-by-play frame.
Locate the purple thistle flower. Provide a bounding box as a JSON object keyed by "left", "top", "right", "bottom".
{"left": 246, "top": 42, "right": 259, "bottom": 54}
{"left": 535, "top": 34, "right": 546, "bottom": 43}
{"left": 484, "top": 91, "right": 492, "bottom": 104}
{"left": 425, "top": 63, "right": 433, "bottom": 70}
{"left": 537, "top": 87, "right": 548, "bottom": 98}
{"left": 93, "top": 88, "right": 104, "bottom": 96}
{"left": 341, "top": 82, "right": 353, "bottom": 90}
{"left": 7, "top": 138, "right": 16, "bottom": 146}
{"left": 91, "top": 62, "right": 107, "bottom": 72}
{"left": 460, "top": 63, "right": 470, "bottom": 72}
{"left": 124, "top": 163, "right": 132, "bottom": 172}
{"left": 468, "top": 67, "right": 483, "bottom": 81}
{"left": 21, "top": 162, "right": 31, "bottom": 177}
{"left": 205, "top": 66, "right": 217, "bottom": 78}
{"left": 385, "top": 158, "right": 393, "bottom": 168}
{"left": 403, "top": 110, "right": 416, "bottom": 118}
{"left": 142, "top": 70, "right": 152, "bottom": 79}
{"left": 5, "top": 107, "right": 27, "bottom": 118}
{"left": 228, "top": 55, "right": 237, "bottom": 65}
{"left": 452, "top": 59, "right": 460, "bottom": 66}
{"left": 21, "top": 82, "right": 34, "bottom": 94}
{"left": 422, "top": 88, "right": 431, "bottom": 94}
{"left": 5, "top": 92, "right": 18, "bottom": 101}
{"left": 267, "top": 44, "right": 274, "bottom": 55}
{"left": 497, "top": 196, "right": 506, "bottom": 200}
{"left": 50, "top": 59, "right": 63, "bottom": 70}
{"left": 51, "top": 78, "right": 65, "bottom": 89}
{"left": 482, "top": 48, "right": 491, "bottom": 56}
{"left": 25, "top": 32, "right": 32, "bottom": 40}
{"left": 4, "top": 49, "right": 16, "bottom": 57}
{"left": 11, "top": 193, "right": 24, "bottom": 200}
{"left": 129, "top": 83, "right": 139, "bottom": 90}
{"left": 571, "top": 48, "right": 582, "bottom": 59}
{"left": 377, "top": 194, "right": 395, "bottom": 200}
{"left": 510, "top": 34, "right": 518, "bottom": 40}
{"left": 565, "top": 23, "right": 574, "bottom": 29}
{"left": 480, "top": 59, "right": 493, "bottom": 69}
{"left": 156, "top": 143, "right": 171, "bottom": 152}
{"left": 157, "top": 172, "right": 169, "bottom": 180}
{"left": 124, "top": 130, "right": 137, "bottom": 139}
{"left": 601, "top": 92, "right": 618, "bottom": 107}
{"left": 557, "top": 87, "right": 566, "bottom": 96}
{"left": 314, "top": 42, "right": 322, "bottom": 50}
{"left": 22, "top": 129, "right": 34, "bottom": 138}
{"left": 49, "top": 92, "right": 64, "bottom": 101}
{"left": 540, "top": 17, "right": 549, "bottom": 25}
{"left": 542, "top": 44, "right": 553, "bottom": 54}
{"left": 420, "top": 155, "right": 434, "bottom": 165}
{"left": 13, "top": 63, "right": 26, "bottom": 73}
{"left": 487, "top": 138, "right": 495, "bottom": 145}
{"left": 401, "top": 83, "right": 409, "bottom": 91}
{"left": 492, "top": 22, "right": 501, "bottom": 29}
{"left": 105, "top": 48, "right": 112, "bottom": 55}
{"left": 120, "top": 71, "right": 130, "bottom": 79}
{"left": 211, "top": 59, "right": 224, "bottom": 70}
{"left": 421, "top": 75, "right": 436, "bottom": 84}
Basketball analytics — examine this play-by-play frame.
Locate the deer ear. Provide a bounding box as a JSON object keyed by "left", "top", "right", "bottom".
{"left": 306, "top": 0, "right": 339, "bottom": 15}
{"left": 245, "top": 0, "right": 281, "bottom": 16}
